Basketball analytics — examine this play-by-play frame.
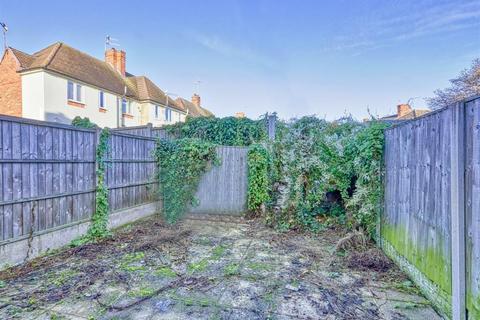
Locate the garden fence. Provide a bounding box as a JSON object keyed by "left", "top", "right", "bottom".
{"left": 382, "top": 96, "right": 480, "bottom": 319}
{"left": 0, "top": 116, "right": 158, "bottom": 245}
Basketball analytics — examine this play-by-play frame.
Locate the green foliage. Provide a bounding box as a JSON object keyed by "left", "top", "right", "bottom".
{"left": 267, "top": 117, "right": 388, "bottom": 238}
{"left": 223, "top": 263, "right": 240, "bottom": 276}
{"left": 163, "top": 116, "right": 268, "bottom": 146}
{"left": 155, "top": 138, "right": 219, "bottom": 224}
{"left": 71, "top": 128, "right": 110, "bottom": 246}
{"left": 155, "top": 267, "right": 177, "bottom": 278}
{"left": 247, "top": 144, "right": 271, "bottom": 213}
{"left": 71, "top": 116, "right": 97, "bottom": 129}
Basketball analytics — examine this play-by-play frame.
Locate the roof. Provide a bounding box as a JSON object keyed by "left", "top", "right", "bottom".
{"left": 6, "top": 42, "right": 185, "bottom": 112}
{"left": 397, "top": 109, "right": 430, "bottom": 120}
{"left": 175, "top": 97, "right": 214, "bottom": 117}
{"left": 130, "top": 76, "right": 182, "bottom": 111}
{"left": 379, "top": 109, "right": 431, "bottom": 121}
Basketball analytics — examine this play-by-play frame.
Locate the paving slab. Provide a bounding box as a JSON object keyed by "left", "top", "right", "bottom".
{"left": 0, "top": 215, "right": 442, "bottom": 319}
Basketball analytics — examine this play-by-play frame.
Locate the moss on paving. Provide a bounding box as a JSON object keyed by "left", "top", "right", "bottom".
{"left": 0, "top": 216, "right": 442, "bottom": 320}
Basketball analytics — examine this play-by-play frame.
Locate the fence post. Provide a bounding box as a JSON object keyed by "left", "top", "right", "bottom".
{"left": 268, "top": 112, "right": 277, "bottom": 140}
{"left": 147, "top": 122, "right": 153, "bottom": 138}
{"left": 451, "top": 101, "right": 466, "bottom": 320}
{"left": 94, "top": 127, "right": 101, "bottom": 215}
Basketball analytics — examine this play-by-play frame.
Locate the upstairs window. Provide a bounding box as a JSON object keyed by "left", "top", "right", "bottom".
{"left": 122, "top": 98, "right": 132, "bottom": 114}
{"left": 122, "top": 98, "right": 127, "bottom": 113}
{"left": 99, "top": 91, "right": 105, "bottom": 108}
{"left": 155, "top": 105, "right": 160, "bottom": 119}
{"left": 67, "top": 81, "right": 74, "bottom": 100}
{"left": 165, "top": 108, "right": 172, "bottom": 122}
{"left": 76, "top": 84, "right": 82, "bottom": 101}
{"left": 67, "top": 81, "right": 83, "bottom": 102}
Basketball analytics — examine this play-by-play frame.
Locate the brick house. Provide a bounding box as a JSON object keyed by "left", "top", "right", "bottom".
{"left": 0, "top": 42, "right": 213, "bottom": 127}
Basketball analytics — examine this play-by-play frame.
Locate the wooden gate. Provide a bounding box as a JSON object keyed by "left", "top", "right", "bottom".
{"left": 189, "top": 146, "right": 248, "bottom": 215}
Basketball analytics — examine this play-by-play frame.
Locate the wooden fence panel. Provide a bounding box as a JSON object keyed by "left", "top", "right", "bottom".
{"left": 111, "top": 125, "right": 153, "bottom": 137}
{"left": 466, "top": 97, "right": 480, "bottom": 319}
{"left": 189, "top": 146, "right": 248, "bottom": 215}
{"left": 0, "top": 115, "right": 96, "bottom": 242}
{"left": 383, "top": 107, "right": 453, "bottom": 308}
{"left": 105, "top": 132, "right": 157, "bottom": 213}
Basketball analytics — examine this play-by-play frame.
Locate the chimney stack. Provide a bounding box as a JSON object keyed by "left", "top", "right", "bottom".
{"left": 397, "top": 104, "right": 412, "bottom": 118}
{"left": 105, "top": 48, "right": 126, "bottom": 77}
{"left": 192, "top": 94, "right": 201, "bottom": 107}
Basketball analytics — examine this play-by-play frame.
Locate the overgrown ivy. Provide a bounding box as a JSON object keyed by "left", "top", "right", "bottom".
{"left": 155, "top": 138, "right": 219, "bottom": 224}
{"left": 163, "top": 116, "right": 268, "bottom": 146}
{"left": 247, "top": 144, "right": 271, "bottom": 214}
{"left": 71, "top": 128, "right": 110, "bottom": 246}
{"left": 266, "top": 117, "right": 388, "bottom": 238}
{"left": 71, "top": 116, "right": 97, "bottom": 129}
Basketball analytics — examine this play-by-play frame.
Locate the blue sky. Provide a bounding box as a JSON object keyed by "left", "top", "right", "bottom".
{"left": 1, "top": 0, "right": 479, "bottom": 120}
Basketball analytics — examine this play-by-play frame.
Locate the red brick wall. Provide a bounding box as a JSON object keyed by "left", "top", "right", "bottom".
{"left": 0, "top": 50, "right": 22, "bottom": 117}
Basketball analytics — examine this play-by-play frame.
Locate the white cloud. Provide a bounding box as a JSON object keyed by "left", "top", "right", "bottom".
{"left": 321, "top": 0, "right": 480, "bottom": 55}
{"left": 188, "top": 32, "right": 276, "bottom": 68}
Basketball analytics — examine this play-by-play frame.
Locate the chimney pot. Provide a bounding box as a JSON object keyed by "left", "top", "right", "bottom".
{"left": 397, "top": 104, "right": 412, "bottom": 118}
{"left": 192, "top": 94, "right": 201, "bottom": 107}
{"left": 105, "top": 48, "right": 126, "bottom": 77}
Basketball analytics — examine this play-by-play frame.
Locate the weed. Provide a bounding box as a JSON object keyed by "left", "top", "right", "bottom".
{"left": 48, "top": 269, "right": 78, "bottom": 287}
{"left": 392, "top": 280, "right": 421, "bottom": 295}
{"left": 119, "top": 252, "right": 145, "bottom": 272}
{"left": 187, "top": 259, "right": 209, "bottom": 274}
{"left": 122, "top": 252, "right": 145, "bottom": 263}
{"left": 128, "top": 287, "right": 155, "bottom": 298}
{"left": 28, "top": 297, "right": 37, "bottom": 306}
{"left": 223, "top": 263, "right": 240, "bottom": 277}
{"left": 170, "top": 293, "right": 216, "bottom": 308}
{"left": 210, "top": 245, "right": 227, "bottom": 260}
{"left": 121, "top": 265, "right": 146, "bottom": 272}
{"left": 155, "top": 267, "right": 177, "bottom": 278}
{"left": 0, "top": 280, "right": 6, "bottom": 288}
{"left": 247, "top": 262, "right": 272, "bottom": 271}
{"left": 49, "top": 312, "right": 66, "bottom": 320}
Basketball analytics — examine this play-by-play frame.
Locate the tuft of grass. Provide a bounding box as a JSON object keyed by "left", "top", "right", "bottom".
{"left": 223, "top": 263, "right": 240, "bottom": 277}
{"left": 128, "top": 287, "right": 155, "bottom": 298}
{"left": 169, "top": 293, "right": 216, "bottom": 308}
{"left": 210, "top": 245, "right": 227, "bottom": 260}
{"left": 392, "top": 280, "right": 422, "bottom": 295}
{"left": 48, "top": 269, "right": 78, "bottom": 287}
{"left": 247, "top": 262, "right": 272, "bottom": 271}
{"left": 155, "top": 267, "right": 177, "bottom": 278}
{"left": 187, "top": 259, "right": 209, "bottom": 274}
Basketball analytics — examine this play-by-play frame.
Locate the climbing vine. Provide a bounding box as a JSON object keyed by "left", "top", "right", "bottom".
{"left": 163, "top": 116, "right": 268, "bottom": 146}
{"left": 71, "top": 128, "right": 110, "bottom": 246}
{"left": 266, "top": 117, "right": 388, "bottom": 238}
{"left": 247, "top": 144, "right": 271, "bottom": 214}
{"left": 155, "top": 138, "right": 219, "bottom": 224}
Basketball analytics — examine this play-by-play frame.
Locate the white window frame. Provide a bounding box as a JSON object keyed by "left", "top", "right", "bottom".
{"left": 67, "top": 80, "right": 83, "bottom": 103}
{"left": 165, "top": 107, "right": 172, "bottom": 122}
{"left": 122, "top": 98, "right": 132, "bottom": 114}
{"left": 154, "top": 105, "right": 160, "bottom": 119}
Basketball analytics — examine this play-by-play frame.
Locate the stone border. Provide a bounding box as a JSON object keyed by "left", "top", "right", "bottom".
{"left": 0, "top": 202, "right": 160, "bottom": 269}
{"left": 381, "top": 238, "right": 451, "bottom": 319}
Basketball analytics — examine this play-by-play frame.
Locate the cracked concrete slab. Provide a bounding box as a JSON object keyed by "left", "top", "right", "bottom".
{"left": 0, "top": 214, "right": 442, "bottom": 319}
